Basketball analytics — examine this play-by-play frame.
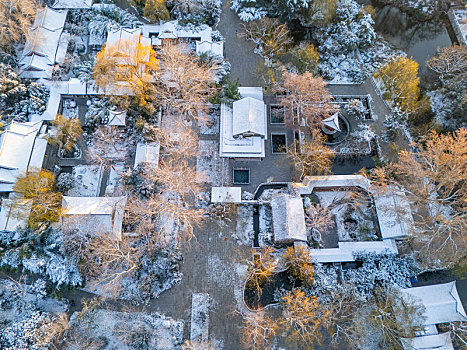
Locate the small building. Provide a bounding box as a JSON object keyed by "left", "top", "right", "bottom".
{"left": 0, "top": 121, "right": 47, "bottom": 192}
{"left": 401, "top": 332, "right": 454, "bottom": 350}
{"left": 0, "top": 195, "right": 32, "bottom": 231}
{"left": 219, "top": 87, "right": 267, "bottom": 158}
{"left": 108, "top": 110, "right": 127, "bottom": 126}
{"left": 270, "top": 194, "right": 307, "bottom": 244}
{"left": 134, "top": 142, "right": 160, "bottom": 169}
{"left": 400, "top": 282, "right": 467, "bottom": 326}
{"left": 18, "top": 7, "right": 69, "bottom": 79}
{"left": 62, "top": 196, "right": 127, "bottom": 240}
{"left": 211, "top": 187, "right": 242, "bottom": 203}
{"left": 142, "top": 20, "right": 223, "bottom": 58}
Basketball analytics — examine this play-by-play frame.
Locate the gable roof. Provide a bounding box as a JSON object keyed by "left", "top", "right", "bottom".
{"left": 271, "top": 194, "right": 307, "bottom": 243}
{"left": 62, "top": 196, "right": 126, "bottom": 215}
{"left": 232, "top": 97, "right": 266, "bottom": 137}
{"left": 401, "top": 282, "right": 467, "bottom": 325}
{"left": 0, "top": 121, "right": 44, "bottom": 192}
{"left": 19, "top": 7, "right": 67, "bottom": 79}
{"left": 33, "top": 7, "right": 67, "bottom": 31}
{"left": 401, "top": 332, "right": 454, "bottom": 350}
{"left": 62, "top": 196, "right": 127, "bottom": 240}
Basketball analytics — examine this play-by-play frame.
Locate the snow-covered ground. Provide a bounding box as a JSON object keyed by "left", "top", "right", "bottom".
{"left": 69, "top": 309, "right": 184, "bottom": 350}
{"left": 199, "top": 108, "right": 220, "bottom": 135}
{"left": 67, "top": 165, "right": 103, "bottom": 196}
{"left": 235, "top": 205, "right": 254, "bottom": 245}
{"left": 197, "top": 140, "right": 229, "bottom": 186}
{"left": 190, "top": 293, "right": 211, "bottom": 342}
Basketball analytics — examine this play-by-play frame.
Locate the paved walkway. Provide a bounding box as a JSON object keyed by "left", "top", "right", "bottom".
{"left": 217, "top": 0, "right": 264, "bottom": 86}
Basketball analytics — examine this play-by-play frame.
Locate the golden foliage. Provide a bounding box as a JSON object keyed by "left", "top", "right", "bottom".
{"left": 246, "top": 247, "right": 279, "bottom": 297}
{"left": 93, "top": 38, "right": 159, "bottom": 110}
{"left": 282, "top": 246, "right": 315, "bottom": 287}
{"left": 13, "top": 169, "right": 62, "bottom": 229}
{"left": 281, "top": 289, "right": 329, "bottom": 348}
{"left": 374, "top": 56, "right": 420, "bottom": 114}
{"left": 143, "top": 0, "right": 170, "bottom": 22}
{"left": 291, "top": 43, "right": 320, "bottom": 74}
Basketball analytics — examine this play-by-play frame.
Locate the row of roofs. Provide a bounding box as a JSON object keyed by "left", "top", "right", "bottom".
{"left": 20, "top": 4, "right": 223, "bottom": 81}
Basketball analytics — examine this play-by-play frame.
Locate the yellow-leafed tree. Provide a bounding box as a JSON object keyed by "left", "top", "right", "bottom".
{"left": 46, "top": 114, "right": 82, "bottom": 153}
{"left": 13, "top": 169, "right": 62, "bottom": 229}
{"left": 282, "top": 246, "right": 315, "bottom": 287}
{"left": 143, "top": 0, "right": 170, "bottom": 22}
{"left": 281, "top": 289, "right": 329, "bottom": 348}
{"left": 93, "top": 38, "right": 159, "bottom": 111}
{"left": 373, "top": 56, "right": 420, "bottom": 114}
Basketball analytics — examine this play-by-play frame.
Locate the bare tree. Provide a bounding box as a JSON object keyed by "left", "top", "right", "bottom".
{"left": 239, "top": 18, "right": 293, "bottom": 60}
{"left": 305, "top": 203, "right": 335, "bottom": 244}
{"left": 80, "top": 234, "right": 141, "bottom": 297}
{"left": 87, "top": 125, "right": 125, "bottom": 169}
{"left": 371, "top": 128, "right": 467, "bottom": 270}
{"left": 426, "top": 44, "right": 467, "bottom": 80}
{"left": 274, "top": 71, "right": 338, "bottom": 133}
{"left": 240, "top": 311, "right": 279, "bottom": 350}
{"left": 287, "top": 130, "right": 335, "bottom": 181}
{"left": 156, "top": 42, "right": 218, "bottom": 125}
{"left": 246, "top": 247, "right": 279, "bottom": 297}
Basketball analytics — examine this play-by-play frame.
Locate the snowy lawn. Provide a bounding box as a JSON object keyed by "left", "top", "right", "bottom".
{"left": 67, "top": 165, "right": 103, "bottom": 197}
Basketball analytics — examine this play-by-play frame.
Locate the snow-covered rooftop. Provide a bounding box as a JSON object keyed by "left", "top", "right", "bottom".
{"left": 232, "top": 97, "right": 267, "bottom": 137}
{"left": 211, "top": 187, "right": 242, "bottom": 203}
{"left": 402, "top": 332, "right": 454, "bottom": 350}
{"left": 219, "top": 104, "right": 265, "bottom": 158}
{"left": 142, "top": 20, "right": 223, "bottom": 58}
{"left": 374, "top": 191, "right": 414, "bottom": 239}
{"left": 134, "top": 142, "right": 160, "bottom": 169}
{"left": 52, "top": 0, "right": 93, "bottom": 9}
{"left": 62, "top": 196, "right": 127, "bottom": 240}
{"left": 219, "top": 87, "right": 266, "bottom": 158}
{"left": 0, "top": 194, "right": 31, "bottom": 231}
{"left": 309, "top": 239, "right": 398, "bottom": 263}
{"left": 400, "top": 282, "right": 467, "bottom": 326}
{"left": 271, "top": 194, "right": 307, "bottom": 243}
{"left": 322, "top": 112, "right": 340, "bottom": 132}
{"left": 19, "top": 7, "right": 68, "bottom": 79}
{"left": 0, "top": 121, "right": 45, "bottom": 192}
{"left": 299, "top": 175, "right": 413, "bottom": 240}
{"left": 108, "top": 110, "right": 127, "bottom": 126}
